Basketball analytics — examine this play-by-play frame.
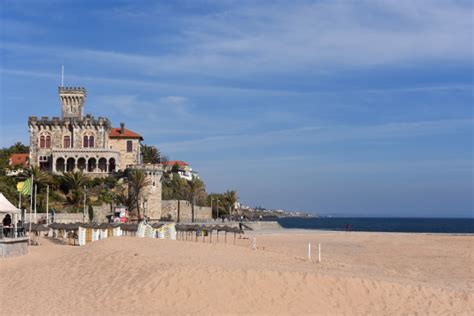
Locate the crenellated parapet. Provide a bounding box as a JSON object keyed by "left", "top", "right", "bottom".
{"left": 28, "top": 115, "right": 111, "bottom": 129}
{"left": 58, "top": 86, "right": 87, "bottom": 95}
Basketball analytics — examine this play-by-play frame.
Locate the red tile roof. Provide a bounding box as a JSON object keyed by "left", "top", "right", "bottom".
{"left": 109, "top": 127, "right": 143, "bottom": 140}
{"left": 9, "top": 153, "right": 29, "bottom": 167}
{"left": 162, "top": 160, "right": 189, "bottom": 167}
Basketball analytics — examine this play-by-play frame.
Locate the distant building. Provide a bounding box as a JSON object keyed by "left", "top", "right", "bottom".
{"left": 9, "top": 153, "right": 29, "bottom": 168}
{"left": 162, "top": 160, "right": 198, "bottom": 181}
{"left": 6, "top": 153, "right": 29, "bottom": 176}
{"left": 28, "top": 87, "right": 142, "bottom": 174}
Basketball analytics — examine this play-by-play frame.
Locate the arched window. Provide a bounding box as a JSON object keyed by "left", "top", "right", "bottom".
{"left": 89, "top": 135, "right": 94, "bottom": 148}
{"left": 83, "top": 135, "right": 89, "bottom": 148}
{"left": 40, "top": 136, "right": 45, "bottom": 148}
{"left": 64, "top": 136, "right": 70, "bottom": 148}
{"left": 45, "top": 136, "right": 51, "bottom": 148}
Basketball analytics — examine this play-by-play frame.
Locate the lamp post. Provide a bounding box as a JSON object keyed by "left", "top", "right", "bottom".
{"left": 83, "top": 185, "right": 87, "bottom": 223}
{"left": 143, "top": 198, "right": 148, "bottom": 223}
{"left": 210, "top": 198, "right": 213, "bottom": 220}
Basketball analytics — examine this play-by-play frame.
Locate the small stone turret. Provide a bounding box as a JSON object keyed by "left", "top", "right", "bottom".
{"left": 59, "top": 87, "right": 87, "bottom": 119}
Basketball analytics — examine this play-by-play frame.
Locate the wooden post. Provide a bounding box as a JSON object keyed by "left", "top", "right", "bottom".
{"left": 318, "top": 243, "right": 321, "bottom": 263}
{"left": 308, "top": 242, "right": 311, "bottom": 261}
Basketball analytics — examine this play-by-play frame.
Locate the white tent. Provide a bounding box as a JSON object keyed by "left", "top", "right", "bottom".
{"left": 0, "top": 193, "right": 20, "bottom": 214}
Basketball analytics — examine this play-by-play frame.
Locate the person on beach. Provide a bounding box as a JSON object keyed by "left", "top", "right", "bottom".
{"left": 3, "top": 214, "right": 12, "bottom": 237}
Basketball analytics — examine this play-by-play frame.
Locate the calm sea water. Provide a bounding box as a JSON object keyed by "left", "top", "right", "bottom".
{"left": 277, "top": 217, "right": 474, "bottom": 234}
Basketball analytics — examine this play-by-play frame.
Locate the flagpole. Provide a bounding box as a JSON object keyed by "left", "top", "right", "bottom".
{"left": 46, "top": 185, "right": 49, "bottom": 225}
{"left": 29, "top": 175, "right": 33, "bottom": 245}
{"left": 83, "top": 185, "right": 87, "bottom": 223}
{"left": 34, "top": 184, "right": 37, "bottom": 224}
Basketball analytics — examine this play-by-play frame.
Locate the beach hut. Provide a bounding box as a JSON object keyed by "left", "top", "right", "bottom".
{"left": 64, "top": 223, "right": 79, "bottom": 245}
{"left": 91, "top": 224, "right": 100, "bottom": 242}
{"left": 80, "top": 223, "right": 94, "bottom": 243}
{"left": 164, "top": 223, "right": 177, "bottom": 240}
{"left": 111, "top": 223, "right": 122, "bottom": 237}
{"left": 151, "top": 223, "right": 163, "bottom": 238}
{"left": 98, "top": 223, "right": 109, "bottom": 239}
{"left": 78, "top": 225, "right": 86, "bottom": 246}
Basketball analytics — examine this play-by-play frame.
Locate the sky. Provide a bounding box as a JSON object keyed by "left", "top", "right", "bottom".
{"left": 0, "top": 0, "right": 472, "bottom": 217}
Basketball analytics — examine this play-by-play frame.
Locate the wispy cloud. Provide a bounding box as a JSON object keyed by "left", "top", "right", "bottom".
{"left": 83, "top": 1, "right": 473, "bottom": 74}
{"left": 159, "top": 118, "right": 473, "bottom": 154}
{"left": 2, "top": 1, "right": 471, "bottom": 80}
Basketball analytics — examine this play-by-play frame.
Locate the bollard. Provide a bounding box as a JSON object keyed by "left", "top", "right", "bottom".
{"left": 318, "top": 243, "right": 321, "bottom": 263}
{"left": 308, "top": 242, "right": 311, "bottom": 261}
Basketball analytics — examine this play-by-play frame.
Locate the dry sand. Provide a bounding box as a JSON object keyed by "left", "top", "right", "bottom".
{"left": 1, "top": 230, "right": 473, "bottom": 315}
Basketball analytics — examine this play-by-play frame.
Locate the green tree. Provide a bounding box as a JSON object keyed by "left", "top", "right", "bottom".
{"left": 208, "top": 193, "right": 226, "bottom": 218}
{"left": 187, "top": 176, "right": 205, "bottom": 222}
{"left": 142, "top": 144, "right": 161, "bottom": 164}
{"left": 223, "top": 190, "right": 239, "bottom": 218}
{"left": 127, "top": 169, "right": 151, "bottom": 221}
{"left": 59, "top": 171, "right": 89, "bottom": 211}
{"left": 169, "top": 174, "right": 187, "bottom": 222}
{"left": 88, "top": 205, "right": 94, "bottom": 222}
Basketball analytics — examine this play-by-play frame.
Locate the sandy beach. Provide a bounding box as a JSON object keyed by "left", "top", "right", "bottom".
{"left": 1, "top": 230, "right": 473, "bottom": 315}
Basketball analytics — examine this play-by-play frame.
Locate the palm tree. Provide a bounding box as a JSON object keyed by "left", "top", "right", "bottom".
{"left": 187, "top": 176, "right": 205, "bottom": 223}
{"left": 19, "top": 165, "right": 51, "bottom": 184}
{"left": 223, "top": 190, "right": 239, "bottom": 218}
{"left": 18, "top": 166, "right": 52, "bottom": 212}
{"left": 60, "top": 171, "right": 89, "bottom": 210}
{"left": 169, "top": 174, "right": 186, "bottom": 222}
{"left": 127, "top": 169, "right": 151, "bottom": 221}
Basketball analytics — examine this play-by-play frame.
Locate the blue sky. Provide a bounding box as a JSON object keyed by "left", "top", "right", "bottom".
{"left": 0, "top": 0, "right": 472, "bottom": 217}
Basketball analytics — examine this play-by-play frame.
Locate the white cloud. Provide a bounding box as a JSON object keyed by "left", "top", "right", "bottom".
{"left": 83, "top": 1, "right": 472, "bottom": 75}
{"left": 2, "top": 1, "right": 471, "bottom": 79}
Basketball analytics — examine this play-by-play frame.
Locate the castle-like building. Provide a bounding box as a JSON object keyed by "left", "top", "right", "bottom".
{"left": 28, "top": 87, "right": 143, "bottom": 174}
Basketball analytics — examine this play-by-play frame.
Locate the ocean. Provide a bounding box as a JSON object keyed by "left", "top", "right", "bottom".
{"left": 277, "top": 217, "right": 474, "bottom": 234}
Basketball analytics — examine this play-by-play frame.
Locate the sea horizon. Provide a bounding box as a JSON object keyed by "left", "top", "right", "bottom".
{"left": 277, "top": 216, "right": 474, "bottom": 234}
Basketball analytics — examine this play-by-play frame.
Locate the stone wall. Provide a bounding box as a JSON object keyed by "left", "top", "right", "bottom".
{"left": 90, "top": 204, "right": 112, "bottom": 222}
{"left": 54, "top": 213, "right": 85, "bottom": 223}
{"left": 161, "top": 200, "right": 212, "bottom": 222}
{"left": 108, "top": 138, "right": 141, "bottom": 170}
{"left": 0, "top": 238, "right": 29, "bottom": 258}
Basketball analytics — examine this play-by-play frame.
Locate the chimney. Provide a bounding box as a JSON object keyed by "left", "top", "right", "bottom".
{"left": 120, "top": 122, "right": 125, "bottom": 134}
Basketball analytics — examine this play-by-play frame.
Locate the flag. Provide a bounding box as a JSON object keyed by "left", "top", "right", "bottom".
{"left": 17, "top": 181, "right": 25, "bottom": 192}
{"left": 19, "top": 178, "right": 32, "bottom": 196}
